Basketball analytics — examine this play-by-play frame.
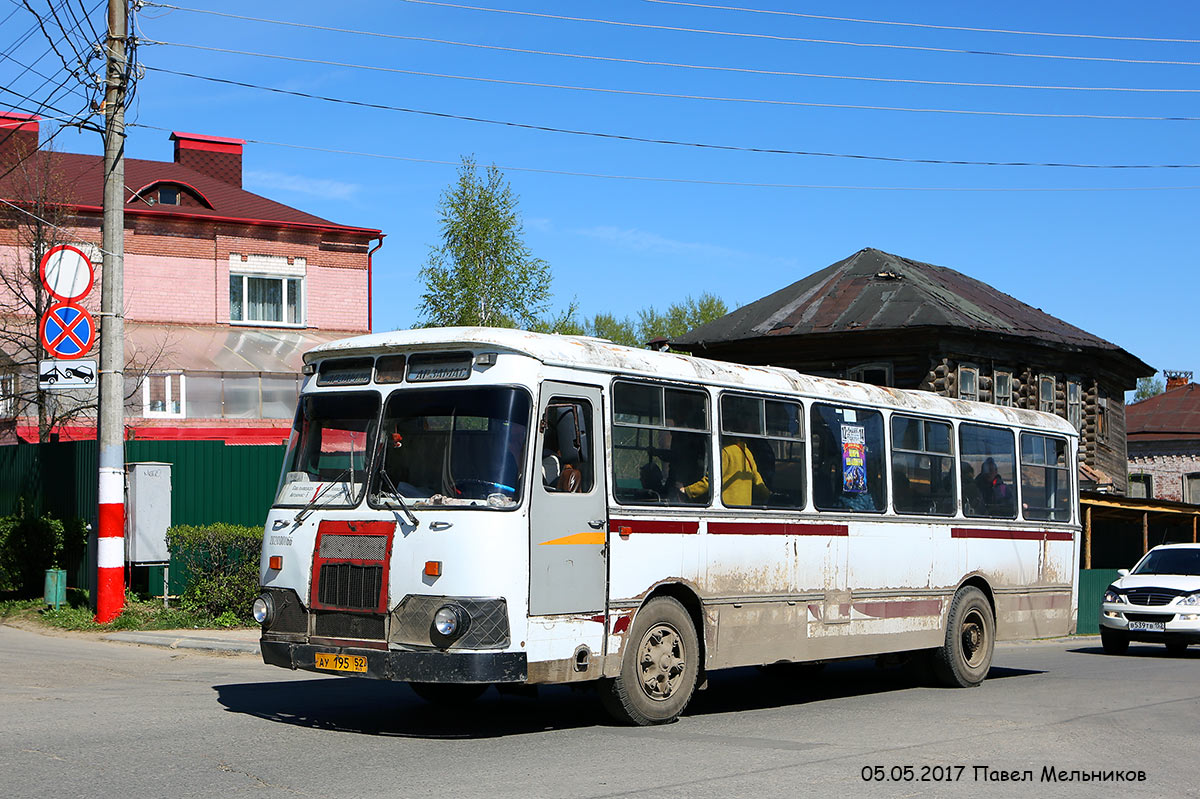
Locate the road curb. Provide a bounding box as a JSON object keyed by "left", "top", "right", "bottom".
{"left": 102, "top": 631, "right": 260, "bottom": 655}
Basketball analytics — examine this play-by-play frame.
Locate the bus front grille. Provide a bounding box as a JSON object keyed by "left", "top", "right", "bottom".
{"left": 313, "top": 611, "right": 386, "bottom": 640}
{"left": 317, "top": 563, "right": 384, "bottom": 610}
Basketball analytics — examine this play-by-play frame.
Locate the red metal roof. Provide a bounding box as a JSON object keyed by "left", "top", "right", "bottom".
{"left": 0, "top": 149, "right": 380, "bottom": 237}
{"left": 1127, "top": 383, "right": 1200, "bottom": 441}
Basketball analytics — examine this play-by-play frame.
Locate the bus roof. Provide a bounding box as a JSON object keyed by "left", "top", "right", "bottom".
{"left": 308, "top": 327, "right": 1076, "bottom": 436}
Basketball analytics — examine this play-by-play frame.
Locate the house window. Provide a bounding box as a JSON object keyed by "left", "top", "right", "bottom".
{"left": 1185, "top": 473, "right": 1200, "bottom": 504}
{"left": 143, "top": 373, "right": 185, "bottom": 417}
{"left": 1128, "top": 473, "right": 1152, "bottom": 499}
{"left": 848, "top": 363, "right": 892, "bottom": 387}
{"left": 230, "top": 274, "right": 304, "bottom": 325}
{"left": 958, "top": 366, "right": 979, "bottom": 402}
{"left": 1066, "top": 381, "right": 1082, "bottom": 431}
{"left": 157, "top": 186, "right": 179, "bottom": 205}
{"left": 0, "top": 373, "right": 16, "bottom": 418}
{"left": 994, "top": 371, "right": 1012, "bottom": 407}
{"left": 1097, "top": 392, "right": 1109, "bottom": 443}
{"left": 1038, "top": 375, "right": 1056, "bottom": 413}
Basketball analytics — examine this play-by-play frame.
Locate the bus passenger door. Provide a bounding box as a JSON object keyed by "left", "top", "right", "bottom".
{"left": 529, "top": 383, "right": 607, "bottom": 615}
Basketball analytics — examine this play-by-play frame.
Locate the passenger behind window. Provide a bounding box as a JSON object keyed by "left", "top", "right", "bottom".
{"left": 975, "top": 457, "right": 1012, "bottom": 514}
{"left": 685, "top": 438, "right": 770, "bottom": 506}
{"left": 961, "top": 463, "right": 984, "bottom": 515}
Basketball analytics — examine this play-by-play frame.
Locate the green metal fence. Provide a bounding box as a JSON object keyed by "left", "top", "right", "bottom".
{"left": 1, "top": 439, "right": 285, "bottom": 592}
{"left": 1077, "top": 569, "right": 1121, "bottom": 635}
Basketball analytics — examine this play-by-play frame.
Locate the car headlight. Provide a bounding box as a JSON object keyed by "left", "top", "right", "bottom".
{"left": 1178, "top": 593, "right": 1200, "bottom": 606}
{"left": 252, "top": 593, "right": 274, "bottom": 624}
{"left": 1103, "top": 586, "right": 1124, "bottom": 604}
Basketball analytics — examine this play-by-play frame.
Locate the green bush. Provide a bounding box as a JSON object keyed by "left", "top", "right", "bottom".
{"left": 0, "top": 501, "right": 87, "bottom": 595}
{"left": 166, "top": 523, "right": 262, "bottom": 622}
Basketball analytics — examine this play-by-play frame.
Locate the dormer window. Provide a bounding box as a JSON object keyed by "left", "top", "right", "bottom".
{"left": 157, "top": 186, "right": 179, "bottom": 205}
{"left": 130, "top": 180, "right": 212, "bottom": 209}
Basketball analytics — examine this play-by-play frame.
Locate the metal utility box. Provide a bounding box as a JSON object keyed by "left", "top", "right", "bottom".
{"left": 126, "top": 462, "right": 172, "bottom": 565}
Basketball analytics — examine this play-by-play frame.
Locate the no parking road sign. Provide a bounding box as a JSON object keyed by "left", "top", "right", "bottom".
{"left": 39, "top": 302, "right": 96, "bottom": 359}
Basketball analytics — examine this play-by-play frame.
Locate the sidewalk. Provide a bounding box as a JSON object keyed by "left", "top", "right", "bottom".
{"left": 102, "top": 626, "right": 261, "bottom": 655}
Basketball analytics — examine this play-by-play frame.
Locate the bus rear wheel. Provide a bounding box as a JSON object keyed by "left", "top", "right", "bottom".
{"left": 931, "top": 586, "right": 994, "bottom": 688}
{"left": 408, "top": 682, "right": 488, "bottom": 706}
{"left": 600, "top": 596, "right": 699, "bottom": 725}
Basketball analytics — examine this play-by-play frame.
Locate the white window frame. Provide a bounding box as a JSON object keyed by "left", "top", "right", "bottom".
{"left": 993, "top": 370, "right": 1013, "bottom": 407}
{"left": 958, "top": 364, "right": 979, "bottom": 402}
{"left": 142, "top": 373, "right": 186, "bottom": 418}
{"left": 1038, "top": 375, "right": 1056, "bottom": 414}
{"left": 0, "top": 373, "right": 16, "bottom": 418}
{"left": 848, "top": 362, "right": 892, "bottom": 387}
{"left": 228, "top": 254, "right": 307, "bottom": 328}
{"left": 1066, "top": 381, "right": 1082, "bottom": 431}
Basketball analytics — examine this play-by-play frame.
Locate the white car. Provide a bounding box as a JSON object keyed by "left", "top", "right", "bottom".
{"left": 1099, "top": 543, "right": 1200, "bottom": 656}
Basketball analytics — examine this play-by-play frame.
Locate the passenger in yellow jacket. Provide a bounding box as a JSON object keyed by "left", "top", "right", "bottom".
{"left": 682, "top": 440, "right": 770, "bottom": 506}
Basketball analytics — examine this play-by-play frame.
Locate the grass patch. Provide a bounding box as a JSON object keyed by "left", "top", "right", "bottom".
{"left": 0, "top": 592, "right": 251, "bottom": 632}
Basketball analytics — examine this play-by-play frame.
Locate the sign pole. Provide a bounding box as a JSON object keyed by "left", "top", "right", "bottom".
{"left": 96, "top": 0, "right": 127, "bottom": 623}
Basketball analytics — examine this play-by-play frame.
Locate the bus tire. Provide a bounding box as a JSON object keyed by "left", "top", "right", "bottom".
{"left": 599, "top": 596, "right": 699, "bottom": 725}
{"left": 931, "top": 586, "right": 994, "bottom": 688}
{"left": 1100, "top": 628, "right": 1129, "bottom": 655}
{"left": 408, "top": 682, "right": 488, "bottom": 706}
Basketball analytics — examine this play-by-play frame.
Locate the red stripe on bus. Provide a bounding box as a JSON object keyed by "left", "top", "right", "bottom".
{"left": 854, "top": 599, "right": 943, "bottom": 619}
{"left": 951, "top": 528, "right": 1071, "bottom": 542}
{"left": 608, "top": 519, "right": 699, "bottom": 534}
{"left": 707, "top": 521, "right": 849, "bottom": 537}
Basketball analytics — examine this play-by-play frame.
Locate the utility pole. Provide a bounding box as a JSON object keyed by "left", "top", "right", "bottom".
{"left": 95, "top": 0, "right": 127, "bottom": 623}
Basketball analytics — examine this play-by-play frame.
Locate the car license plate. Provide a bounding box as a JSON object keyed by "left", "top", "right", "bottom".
{"left": 315, "top": 652, "right": 368, "bottom": 673}
{"left": 1128, "top": 620, "right": 1165, "bottom": 633}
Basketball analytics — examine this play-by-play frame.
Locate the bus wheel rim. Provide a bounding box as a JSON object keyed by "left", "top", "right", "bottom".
{"left": 960, "top": 609, "right": 987, "bottom": 669}
{"left": 637, "top": 623, "right": 686, "bottom": 701}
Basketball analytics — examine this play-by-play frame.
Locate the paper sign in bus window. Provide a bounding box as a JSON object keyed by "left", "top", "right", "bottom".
{"left": 841, "top": 423, "right": 867, "bottom": 494}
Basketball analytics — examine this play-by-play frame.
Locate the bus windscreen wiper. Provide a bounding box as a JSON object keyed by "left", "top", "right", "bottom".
{"left": 376, "top": 466, "right": 419, "bottom": 527}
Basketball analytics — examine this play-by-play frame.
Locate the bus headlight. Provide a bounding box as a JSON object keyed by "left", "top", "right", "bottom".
{"left": 253, "top": 594, "right": 274, "bottom": 625}
{"left": 432, "top": 604, "right": 470, "bottom": 644}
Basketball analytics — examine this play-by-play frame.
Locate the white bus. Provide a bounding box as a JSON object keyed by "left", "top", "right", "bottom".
{"left": 255, "top": 328, "right": 1079, "bottom": 725}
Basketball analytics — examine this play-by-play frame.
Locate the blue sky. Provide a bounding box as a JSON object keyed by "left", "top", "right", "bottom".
{"left": 5, "top": 1, "right": 1198, "bottom": 380}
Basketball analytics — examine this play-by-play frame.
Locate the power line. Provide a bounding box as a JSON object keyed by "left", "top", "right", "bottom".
{"left": 643, "top": 0, "right": 1200, "bottom": 45}
{"left": 395, "top": 0, "right": 1200, "bottom": 67}
{"left": 144, "top": 43, "right": 1200, "bottom": 122}
{"left": 134, "top": 5, "right": 1200, "bottom": 96}
{"left": 126, "top": 123, "right": 1200, "bottom": 192}
{"left": 132, "top": 73, "right": 1200, "bottom": 169}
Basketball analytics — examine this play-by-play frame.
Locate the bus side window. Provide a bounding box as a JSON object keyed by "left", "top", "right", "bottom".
{"left": 611, "top": 381, "right": 711, "bottom": 506}
{"left": 891, "top": 415, "right": 956, "bottom": 516}
{"left": 542, "top": 399, "right": 593, "bottom": 493}
{"left": 810, "top": 403, "right": 886, "bottom": 513}
{"left": 959, "top": 423, "right": 1017, "bottom": 519}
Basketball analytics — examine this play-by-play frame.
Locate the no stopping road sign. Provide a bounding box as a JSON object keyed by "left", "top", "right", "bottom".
{"left": 39, "top": 302, "right": 96, "bottom": 359}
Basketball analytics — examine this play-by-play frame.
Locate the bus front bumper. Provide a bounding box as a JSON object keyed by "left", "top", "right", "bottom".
{"left": 260, "top": 640, "right": 528, "bottom": 684}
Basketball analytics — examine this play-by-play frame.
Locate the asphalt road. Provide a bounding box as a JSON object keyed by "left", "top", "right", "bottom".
{"left": 2, "top": 625, "right": 1197, "bottom": 799}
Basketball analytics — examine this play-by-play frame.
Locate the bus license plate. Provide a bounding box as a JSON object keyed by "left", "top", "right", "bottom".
{"left": 315, "top": 653, "right": 368, "bottom": 673}
{"left": 1128, "top": 620, "right": 1165, "bottom": 632}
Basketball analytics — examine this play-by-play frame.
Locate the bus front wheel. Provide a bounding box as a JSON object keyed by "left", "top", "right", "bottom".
{"left": 599, "top": 596, "right": 699, "bottom": 725}
{"left": 931, "top": 586, "right": 994, "bottom": 688}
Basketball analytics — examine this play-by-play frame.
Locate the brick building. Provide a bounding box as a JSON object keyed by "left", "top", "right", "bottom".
{"left": 671, "top": 248, "right": 1153, "bottom": 494}
{"left": 0, "top": 112, "right": 383, "bottom": 443}
{"left": 1127, "top": 372, "right": 1200, "bottom": 503}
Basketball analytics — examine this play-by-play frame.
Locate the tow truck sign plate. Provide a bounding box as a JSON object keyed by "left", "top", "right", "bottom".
{"left": 39, "top": 359, "right": 97, "bottom": 390}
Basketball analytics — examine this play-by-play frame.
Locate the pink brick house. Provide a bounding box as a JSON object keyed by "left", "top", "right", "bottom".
{"left": 1127, "top": 373, "right": 1200, "bottom": 503}
{"left": 0, "top": 112, "right": 383, "bottom": 444}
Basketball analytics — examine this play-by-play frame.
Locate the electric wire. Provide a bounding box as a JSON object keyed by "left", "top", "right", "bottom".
{"left": 642, "top": 0, "right": 1200, "bottom": 45}
{"left": 126, "top": 123, "right": 1200, "bottom": 192}
{"left": 132, "top": 5, "right": 1200, "bottom": 96}
{"left": 394, "top": 0, "right": 1200, "bottom": 67}
{"left": 143, "top": 43, "right": 1200, "bottom": 122}
{"left": 142, "top": 66, "right": 1200, "bottom": 166}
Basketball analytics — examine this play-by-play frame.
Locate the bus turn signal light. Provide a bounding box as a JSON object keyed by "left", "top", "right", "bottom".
{"left": 424, "top": 560, "right": 442, "bottom": 577}
{"left": 268, "top": 555, "right": 283, "bottom": 570}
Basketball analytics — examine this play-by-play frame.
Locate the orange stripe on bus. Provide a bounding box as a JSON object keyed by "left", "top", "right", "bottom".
{"left": 540, "top": 531, "right": 606, "bottom": 546}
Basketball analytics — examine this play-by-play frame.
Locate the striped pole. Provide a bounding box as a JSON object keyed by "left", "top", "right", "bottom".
{"left": 95, "top": 466, "right": 125, "bottom": 622}
{"left": 94, "top": 0, "right": 127, "bottom": 624}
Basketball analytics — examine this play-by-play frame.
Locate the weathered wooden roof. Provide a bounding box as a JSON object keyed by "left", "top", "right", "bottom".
{"left": 673, "top": 249, "right": 1151, "bottom": 373}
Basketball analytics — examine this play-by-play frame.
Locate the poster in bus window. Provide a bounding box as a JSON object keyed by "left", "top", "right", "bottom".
{"left": 841, "top": 423, "right": 867, "bottom": 494}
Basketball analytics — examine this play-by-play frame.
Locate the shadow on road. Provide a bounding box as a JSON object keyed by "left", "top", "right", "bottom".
{"left": 215, "top": 659, "right": 1044, "bottom": 738}
{"left": 1069, "top": 644, "right": 1197, "bottom": 658}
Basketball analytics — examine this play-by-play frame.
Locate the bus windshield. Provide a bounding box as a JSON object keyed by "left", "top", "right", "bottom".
{"left": 371, "top": 387, "right": 531, "bottom": 509}
{"left": 275, "top": 392, "right": 380, "bottom": 508}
